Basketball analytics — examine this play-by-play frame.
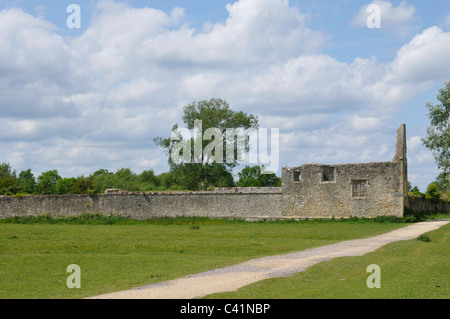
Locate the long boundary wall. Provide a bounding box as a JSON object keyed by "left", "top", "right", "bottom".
{"left": 1, "top": 191, "right": 449, "bottom": 221}
{"left": 0, "top": 188, "right": 283, "bottom": 221}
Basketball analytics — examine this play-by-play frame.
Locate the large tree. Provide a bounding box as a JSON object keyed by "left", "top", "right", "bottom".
{"left": 154, "top": 98, "right": 259, "bottom": 190}
{"left": 423, "top": 81, "right": 450, "bottom": 173}
{"left": 18, "top": 169, "right": 36, "bottom": 194}
{"left": 36, "top": 170, "right": 61, "bottom": 195}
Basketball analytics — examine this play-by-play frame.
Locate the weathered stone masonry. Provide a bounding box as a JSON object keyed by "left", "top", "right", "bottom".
{"left": 282, "top": 161, "right": 405, "bottom": 218}
{"left": 0, "top": 124, "right": 447, "bottom": 220}
{"left": 0, "top": 189, "right": 283, "bottom": 220}
{"left": 281, "top": 124, "right": 408, "bottom": 218}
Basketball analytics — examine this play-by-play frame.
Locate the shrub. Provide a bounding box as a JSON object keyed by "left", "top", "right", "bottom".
{"left": 425, "top": 182, "right": 441, "bottom": 202}
{"left": 12, "top": 193, "right": 27, "bottom": 199}
{"left": 70, "top": 178, "right": 95, "bottom": 194}
{"left": 409, "top": 186, "right": 424, "bottom": 197}
{"left": 416, "top": 234, "right": 431, "bottom": 242}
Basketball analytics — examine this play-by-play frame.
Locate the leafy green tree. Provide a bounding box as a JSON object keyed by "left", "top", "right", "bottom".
{"left": 425, "top": 182, "right": 441, "bottom": 202}
{"left": 92, "top": 169, "right": 110, "bottom": 177}
{"left": 0, "top": 163, "right": 15, "bottom": 178}
{"left": 114, "top": 168, "right": 140, "bottom": 191}
{"left": 138, "top": 169, "right": 159, "bottom": 185}
{"left": 171, "top": 163, "right": 235, "bottom": 190}
{"left": 237, "top": 165, "right": 281, "bottom": 187}
{"left": 137, "top": 169, "right": 162, "bottom": 191}
{"left": 157, "top": 172, "right": 180, "bottom": 190}
{"left": 409, "top": 186, "right": 424, "bottom": 197}
{"left": 55, "top": 177, "right": 77, "bottom": 194}
{"left": 90, "top": 168, "right": 142, "bottom": 192}
{"left": 154, "top": 98, "right": 258, "bottom": 190}
{"left": 37, "top": 170, "right": 61, "bottom": 195}
{"left": 18, "top": 169, "right": 36, "bottom": 194}
{"left": 258, "top": 170, "right": 281, "bottom": 187}
{"left": 423, "top": 81, "right": 450, "bottom": 173}
{"left": 69, "top": 178, "right": 94, "bottom": 194}
{"left": 237, "top": 165, "right": 261, "bottom": 187}
{"left": 435, "top": 172, "right": 450, "bottom": 192}
{"left": 91, "top": 169, "right": 115, "bottom": 193}
{"left": 0, "top": 163, "right": 20, "bottom": 195}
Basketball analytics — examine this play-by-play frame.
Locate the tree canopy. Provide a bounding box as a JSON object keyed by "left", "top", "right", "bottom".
{"left": 423, "top": 81, "right": 450, "bottom": 173}
{"left": 155, "top": 98, "right": 259, "bottom": 190}
{"left": 236, "top": 165, "right": 281, "bottom": 187}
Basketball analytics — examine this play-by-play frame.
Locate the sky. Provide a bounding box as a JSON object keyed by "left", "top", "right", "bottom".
{"left": 1, "top": 0, "right": 450, "bottom": 191}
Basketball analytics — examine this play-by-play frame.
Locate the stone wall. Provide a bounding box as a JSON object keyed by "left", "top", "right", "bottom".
{"left": 405, "top": 195, "right": 450, "bottom": 217}
{"left": 0, "top": 190, "right": 283, "bottom": 221}
{"left": 281, "top": 162, "right": 405, "bottom": 218}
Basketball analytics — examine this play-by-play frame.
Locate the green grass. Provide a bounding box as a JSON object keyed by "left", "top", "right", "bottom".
{"left": 204, "top": 221, "right": 450, "bottom": 299}
{"left": 0, "top": 215, "right": 411, "bottom": 299}
{"left": 0, "top": 212, "right": 422, "bottom": 225}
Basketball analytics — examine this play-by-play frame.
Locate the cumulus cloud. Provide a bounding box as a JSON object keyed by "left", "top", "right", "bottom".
{"left": 388, "top": 26, "right": 450, "bottom": 83}
{"left": 0, "top": 8, "right": 73, "bottom": 119}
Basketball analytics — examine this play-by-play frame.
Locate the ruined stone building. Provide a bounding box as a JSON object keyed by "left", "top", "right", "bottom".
{"left": 281, "top": 124, "right": 408, "bottom": 218}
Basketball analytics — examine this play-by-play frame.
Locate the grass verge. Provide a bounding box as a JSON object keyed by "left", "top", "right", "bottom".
{"left": 0, "top": 214, "right": 418, "bottom": 299}
{"left": 0, "top": 212, "right": 430, "bottom": 225}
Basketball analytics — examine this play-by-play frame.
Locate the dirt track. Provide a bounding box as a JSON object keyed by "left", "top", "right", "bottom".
{"left": 87, "top": 219, "right": 450, "bottom": 299}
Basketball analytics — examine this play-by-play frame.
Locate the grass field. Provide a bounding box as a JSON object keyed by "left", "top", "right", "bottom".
{"left": 204, "top": 221, "right": 450, "bottom": 299}
{"left": 0, "top": 214, "right": 418, "bottom": 299}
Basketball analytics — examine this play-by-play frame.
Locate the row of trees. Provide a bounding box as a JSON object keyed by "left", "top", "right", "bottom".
{"left": 408, "top": 179, "right": 448, "bottom": 202}
{"left": 0, "top": 163, "right": 281, "bottom": 196}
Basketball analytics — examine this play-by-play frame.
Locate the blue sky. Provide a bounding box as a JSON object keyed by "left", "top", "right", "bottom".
{"left": 1, "top": 0, "right": 450, "bottom": 191}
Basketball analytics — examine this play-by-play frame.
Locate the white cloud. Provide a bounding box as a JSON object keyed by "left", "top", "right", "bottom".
{"left": 0, "top": 8, "right": 73, "bottom": 119}
{"left": 349, "top": 115, "right": 380, "bottom": 132}
{"left": 388, "top": 26, "right": 450, "bottom": 83}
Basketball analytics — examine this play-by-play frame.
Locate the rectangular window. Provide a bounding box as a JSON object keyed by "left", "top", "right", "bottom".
{"left": 294, "top": 169, "right": 301, "bottom": 182}
{"left": 321, "top": 166, "right": 335, "bottom": 182}
{"left": 352, "top": 180, "right": 368, "bottom": 198}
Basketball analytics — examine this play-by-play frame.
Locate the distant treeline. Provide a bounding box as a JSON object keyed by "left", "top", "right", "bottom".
{"left": 407, "top": 177, "right": 450, "bottom": 202}
{"left": 0, "top": 163, "right": 281, "bottom": 195}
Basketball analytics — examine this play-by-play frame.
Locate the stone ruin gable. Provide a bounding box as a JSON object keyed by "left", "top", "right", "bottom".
{"left": 281, "top": 162, "right": 404, "bottom": 218}
{"left": 281, "top": 124, "right": 408, "bottom": 219}
{"left": 394, "top": 124, "right": 408, "bottom": 209}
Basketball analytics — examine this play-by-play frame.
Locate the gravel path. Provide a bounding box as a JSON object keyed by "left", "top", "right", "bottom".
{"left": 87, "top": 219, "right": 450, "bottom": 299}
